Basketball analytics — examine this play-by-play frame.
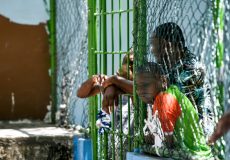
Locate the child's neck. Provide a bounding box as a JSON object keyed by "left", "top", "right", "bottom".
{"left": 154, "top": 86, "right": 165, "bottom": 99}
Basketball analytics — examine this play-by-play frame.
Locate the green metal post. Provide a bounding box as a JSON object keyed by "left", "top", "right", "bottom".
{"left": 133, "top": 0, "right": 147, "bottom": 150}
{"left": 102, "top": 0, "right": 108, "bottom": 159}
{"left": 133, "top": 0, "right": 139, "bottom": 150}
{"left": 49, "top": 0, "right": 57, "bottom": 124}
{"left": 99, "top": 0, "right": 103, "bottom": 158}
{"left": 118, "top": 0, "right": 124, "bottom": 158}
{"left": 127, "top": 0, "right": 131, "bottom": 152}
{"left": 137, "top": 0, "right": 147, "bottom": 66}
{"left": 214, "top": 0, "right": 225, "bottom": 113}
{"left": 213, "top": 0, "right": 225, "bottom": 114}
{"left": 88, "top": 0, "right": 98, "bottom": 159}
{"left": 212, "top": 0, "right": 225, "bottom": 159}
{"left": 102, "top": 0, "right": 107, "bottom": 75}
{"left": 111, "top": 0, "right": 115, "bottom": 159}
{"left": 138, "top": 0, "right": 147, "bottom": 146}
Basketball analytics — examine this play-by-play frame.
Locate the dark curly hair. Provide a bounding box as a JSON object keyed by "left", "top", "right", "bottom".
{"left": 152, "top": 22, "right": 185, "bottom": 49}
{"left": 136, "top": 62, "right": 165, "bottom": 78}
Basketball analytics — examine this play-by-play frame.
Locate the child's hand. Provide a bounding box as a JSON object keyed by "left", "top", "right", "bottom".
{"left": 92, "top": 74, "right": 108, "bottom": 85}
{"left": 102, "top": 85, "right": 119, "bottom": 114}
{"left": 208, "top": 112, "right": 230, "bottom": 145}
{"left": 102, "top": 75, "right": 116, "bottom": 88}
{"left": 92, "top": 75, "right": 99, "bottom": 84}
{"left": 208, "top": 122, "right": 224, "bottom": 145}
{"left": 98, "top": 74, "right": 107, "bottom": 84}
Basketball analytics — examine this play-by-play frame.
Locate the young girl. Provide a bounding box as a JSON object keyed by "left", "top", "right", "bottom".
{"left": 136, "top": 62, "right": 213, "bottom": 160}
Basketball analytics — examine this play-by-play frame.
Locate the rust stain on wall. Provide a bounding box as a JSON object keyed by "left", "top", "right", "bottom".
{"left": 0, "top": 15, "right": 51, "bottom": 120}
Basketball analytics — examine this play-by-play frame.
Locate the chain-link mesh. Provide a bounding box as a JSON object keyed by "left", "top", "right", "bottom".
{"left": 56, "top": 0, "right": 89, "bottom": 127}
{"left": 145, "top": 1, "right": 214, "bottom": 120}
{"left": 131, "top": 0, "right": 228, "bottom": 159}
{"left": 86, "top": 0, "right": 230, "bottom": 159}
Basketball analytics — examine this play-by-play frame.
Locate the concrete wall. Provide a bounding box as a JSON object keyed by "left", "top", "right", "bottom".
{"left": 56, "top": 0, "right": 88, "bottom": 125}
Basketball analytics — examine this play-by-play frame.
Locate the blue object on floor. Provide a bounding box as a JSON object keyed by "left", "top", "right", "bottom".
{"left": 73, "top": 136, "right": 92, "bottom": 160}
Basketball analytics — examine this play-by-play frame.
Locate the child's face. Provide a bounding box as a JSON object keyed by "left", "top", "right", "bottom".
{"left": 136, "top": 73, "right": 161, "bottom": 104}
{"left": 117, "top": 50, "right": 134, "bottom": 80}
{"left": 117, "top": 66, "right": 133, "bottom": 80}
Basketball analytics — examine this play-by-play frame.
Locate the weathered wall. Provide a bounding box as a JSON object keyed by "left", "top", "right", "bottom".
{"left": 0, "top": 15, "right": 50, "bottom": 120}
{"left": 56, "top": 0, "right": 88, "bottom": 125}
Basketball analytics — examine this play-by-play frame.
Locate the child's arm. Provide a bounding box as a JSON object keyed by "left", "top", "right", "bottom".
{"left": 208, "top": 111, "right": 230, "bottom": 144}
{"left": 102, "top": 75, "right": 133, "bottom": 94}
{"left": 102, "top": 85, "right": 124, "bottom": 114}
{"left": 77, "top": 75, "right": 106, "bottom": 98}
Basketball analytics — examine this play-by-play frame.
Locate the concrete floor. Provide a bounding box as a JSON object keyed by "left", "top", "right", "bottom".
{"left": 0, "top": 121, "right": 79, "bottom": 160}
{"left": 0, "top": 126, "right": 74, "bottom": 138}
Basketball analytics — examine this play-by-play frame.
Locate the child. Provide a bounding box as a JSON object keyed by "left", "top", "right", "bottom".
{"left": 150, "top": 22, "right": 207, "bottom": 119}
{"left": 136, "top": 62, "right": 213, "bottom": 160}
{"left": 77, "top": 50, "right": 134, "bottom": 159}
{"left": 104, "top": 23, "right": 209, "bottom": 121}
{"left": 77, "top": 50, "right": 134, "bottom": 113}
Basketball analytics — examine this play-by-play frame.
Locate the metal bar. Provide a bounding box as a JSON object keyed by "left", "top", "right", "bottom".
{"left": 88, "top": 0, "right": 98, "bottom": 159}
{"left": 111, "top": 0, "right": 115, "bottom": 159}
{"left": 127, "top": 0, "right": 131, "bottom": 152}
{"left": 94, "top": 51, "right": 129, "bottom": 54}
{"left": 99, "top": 0, "right": 102, "bottom": 109}
{"left": 111, "top": 0, "right": 114, "bottom": 77}
{"left": 137, "top": 0, "right": 147, "bottom": 147}
{"left": 118, "top": 0, "right": 123, "bottom": 158}
{"left": 132, "top": 0, "right": 139, "bottom": 150}
{"left": 102, "top": 0, "right": 108, "bottom": 159}
{"left": 212, "top": 0, "right": 225, "bottom": 159}
{"left": 94, "top": 9, "right": 133, "bottom": 16}
{"left": 102, "top": 0, "right": 107, "bottom": 75}
{"left": 119, "top": 1, "right": 122, "bottom": 70}
{"left": 49, "top": 0, "right": 57, "bottom": 124}
{"left": 99, "top": 0, "right": 102, "bottom": 77}
{"left": 88, "top": 29, "right": 92, "bottom": 139}
{"left": 99, "top": 0, "right": 103, "bottom": 158}
{"left": 137, "top": 0, "right": 147, "bottom": 66}
{"left": 212, "top": 0, "right": 225, "bottom": 127}
{"left": 119, "top": 94, "right": 123, "bottom": 159}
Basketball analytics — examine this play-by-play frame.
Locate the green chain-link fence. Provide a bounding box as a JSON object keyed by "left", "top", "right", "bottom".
{"left": 134, "top": 0, "right": 224, "bottom": 159}
{"left": 87, "top": 0, "right": 228, "bottom": 159}
{"left": 55, "top": 0, "right": 89, "bottom": 126}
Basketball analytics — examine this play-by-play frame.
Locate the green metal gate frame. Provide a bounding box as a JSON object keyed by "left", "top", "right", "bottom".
{"left": 88, "top": 0, "right": 147, "bottom": 159}
{"left": 49, "top": 0, "right": 57, "bottom": 124}
{"left": 212, "top": 0, "right": 225, "bottom": 158}
{"left": 87, "top": 0, "right": 147, "bottom": 159}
